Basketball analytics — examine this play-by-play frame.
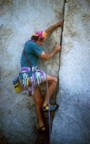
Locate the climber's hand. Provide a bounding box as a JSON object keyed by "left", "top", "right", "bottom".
{"left": 54, "top": 44, "right": 62, "bottom": 53}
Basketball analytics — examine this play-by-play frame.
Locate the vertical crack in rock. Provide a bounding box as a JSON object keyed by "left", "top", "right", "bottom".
{"left": 60, "top": 0, "right": 66, "bottom": 45}
{"left": 59, "top": 0, "right": 66, "bottom": 81}
{"left": 59, "top": 0, "right": 66, "bottom": 64}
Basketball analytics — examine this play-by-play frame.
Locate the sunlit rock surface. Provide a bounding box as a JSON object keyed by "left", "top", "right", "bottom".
{"left": 51, "top": 0, "right": 90, "bottom": 144}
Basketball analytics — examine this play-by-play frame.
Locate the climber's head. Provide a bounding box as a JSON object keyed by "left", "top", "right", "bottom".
{"left": 31, "top": 31, "right": 47, "bottom": 46}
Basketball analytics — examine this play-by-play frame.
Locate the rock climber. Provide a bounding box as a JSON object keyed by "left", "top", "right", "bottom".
{"left": 20, "top": 20, "right": 63, "bottom": 132}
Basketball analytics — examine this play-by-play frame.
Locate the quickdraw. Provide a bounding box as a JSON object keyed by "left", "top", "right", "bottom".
{"left": 19, "top": 67, "right": 45, "bottom": 95}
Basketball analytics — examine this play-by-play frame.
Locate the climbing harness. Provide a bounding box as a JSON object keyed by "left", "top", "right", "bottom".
{"left": 19, "top": 67, "right": 46, "bottom": 95}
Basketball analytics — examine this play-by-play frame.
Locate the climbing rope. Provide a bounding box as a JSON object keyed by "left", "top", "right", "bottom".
{"left": 46, "top": 70, "right": 51, "bottom": 144}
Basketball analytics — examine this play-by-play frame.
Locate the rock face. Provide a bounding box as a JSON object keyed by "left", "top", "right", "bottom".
{"left": 0, "top": 0, "right": 90, "bottom": 144}
{"left": 51, "top": 0, "right": 90, "bottom": 144}
{"left": 0, "top": 0, "right": 63, "bottom": 143}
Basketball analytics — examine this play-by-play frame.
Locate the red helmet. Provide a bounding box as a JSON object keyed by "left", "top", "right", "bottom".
{"left": 32, "top": 31, "right": 47, "bottom": 40}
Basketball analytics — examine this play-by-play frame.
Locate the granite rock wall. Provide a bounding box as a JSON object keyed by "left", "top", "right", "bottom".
{"left": 0, "top": 0, "right": 63, "bottom": 143}
{"left": 51, "top": 0, "right": 90, "bottom": 144}
{"left": 0, "top": 0, "right": 90, "bottom": 144}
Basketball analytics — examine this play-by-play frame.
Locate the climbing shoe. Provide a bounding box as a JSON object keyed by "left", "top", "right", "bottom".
{"left": 42, "top": 104, "right": 59, "bottom": 112}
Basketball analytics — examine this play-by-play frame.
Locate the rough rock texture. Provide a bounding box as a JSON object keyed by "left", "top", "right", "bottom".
{"left": 51, "top": 0, "right": 90, "bottom": 144}
{"left": 1, "top": 0, "right": 90, "bottom": 144}
{"left": 0, "top": 0, "right": 63, "bottom": 143}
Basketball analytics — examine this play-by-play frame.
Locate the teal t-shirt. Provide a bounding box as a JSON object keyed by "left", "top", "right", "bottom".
{"left": 21, "top": 40, "right": 43, "bottom": 68}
